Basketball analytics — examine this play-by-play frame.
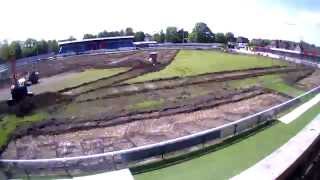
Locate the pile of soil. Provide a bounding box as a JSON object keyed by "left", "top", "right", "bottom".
{"left": 1, "top": 92, "right": 288, "bottom": 160}
{"left": 11, "top": 87, "right": 269, "bottom": 137}
{"left": 297, "top": 69, "right": 320, "bottom": 90}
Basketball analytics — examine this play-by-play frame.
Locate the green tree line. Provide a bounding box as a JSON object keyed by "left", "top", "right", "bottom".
{"left": 0, "top": 39, "right": 59, "bottom": 62}
{"left": 82, "top": 23, "right": 247, "bottom": 44}
{"left": 0, "top": 22, "right": 252, "bottom": 62}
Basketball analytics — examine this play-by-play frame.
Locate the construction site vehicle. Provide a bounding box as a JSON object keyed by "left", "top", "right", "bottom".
{"left": 7, "top": 78, "right": 34, "bottom": 106}
{"left": 7, "top": 60, "right": 34, "bottom": 106}
{"left": 28, "top": 71, "right": 40, "bottom": 84}
{"left": 27, "top": 59, "right": 40, "bottom": 85}
{"left": 148, "top": 52, "right": 158, "bottom": 66}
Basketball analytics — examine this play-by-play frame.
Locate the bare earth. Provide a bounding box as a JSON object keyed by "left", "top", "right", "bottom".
{"left": 1, "top": 93, "right": 287, "bottom": 159}
{"left": 297, "top": 70, "right": 320, "bottom": 89}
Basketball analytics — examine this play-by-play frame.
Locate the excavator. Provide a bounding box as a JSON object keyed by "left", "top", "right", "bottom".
{"left": 7, "top": 59, "right": 39, "bottom": 106}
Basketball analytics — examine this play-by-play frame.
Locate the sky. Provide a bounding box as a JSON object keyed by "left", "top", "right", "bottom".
{"left": 0, "top": 0, "right": 319, "bottom": 45}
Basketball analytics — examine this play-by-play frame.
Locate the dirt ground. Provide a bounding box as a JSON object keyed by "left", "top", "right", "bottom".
{"left": 74, "top": 65, "right": 308, "bottom": 101}
{"left": 0, "top": 50, "right": 177, "bottom": 89}
{"left": 0, "top": 49, "right": 317, "bottom": 161}
{"left": 22, "top": 50, "right": 176, "bottom": 78}
{"left": 1, "top": 93, "right": 287, "bottom": 159}
{"left": 0, "top": 49, "right": 178, "bottom": 104}
{"left": 297, "top": 69, "right": 320, "bottom": 89}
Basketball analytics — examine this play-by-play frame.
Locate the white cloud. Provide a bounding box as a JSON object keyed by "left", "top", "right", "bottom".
{"left": 0, "top": 0, "right": 319, "bottom": 45}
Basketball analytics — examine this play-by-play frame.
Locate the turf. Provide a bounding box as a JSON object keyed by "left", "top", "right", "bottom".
{"left": 128, "top": 99, "right": 165, "bottom": 111}
{"left": 0, "top": 112, "right": 48, "bottom": 151}
{"left": 134, "top": 102, "right": 320, "bottom": 180}
{"left": 32, "top": 68, "right": 128, "bottom": 93}
{"left": 228, "top": 74, "right": 304, "bottom": 97}
{"left": 128, "top": 50, "right": 287, "bottom": 83}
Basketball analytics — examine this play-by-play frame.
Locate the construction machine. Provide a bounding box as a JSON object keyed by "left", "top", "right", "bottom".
{"left": 7, "top": 60, "right": 34, "bottom": 106}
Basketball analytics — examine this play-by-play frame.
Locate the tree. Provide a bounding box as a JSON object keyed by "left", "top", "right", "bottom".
{"left": 22, "top": 38, "right": 37, "bottom": 57}
{"left": 0, "top": 43, "right": 10, "bottom": 61}
{"left": 153, "top": 33, "right": 161, "bottom": 42}
{"left": 8, "top": 41, "right": 22, "bottom": 60}
{"left": 153, "top": 30, "right": 166, "bottom": 43}
{"left": 83, "top": 34, "right": 97, "bottom": 39}
{"left": 125, "top": 27, "right": 134, "bottom": 36}
{"left": 24, "top": 38, "right": 37, "bottom": 48}
{"left": 189, "top": 22, "right": 214, "bottom": 43}
{"left": 36, "top": 40, "right": 49, "bottom": 54}
{"left": 120, "top": 30, "right": 125, "bottom": 36}
{"left": 165, "top": 27, "right": 179, "bottom": 43}
{"left": 225, "top": 32, "right": 236, "bottom": 42}
{"left": 237, "top": 36, "right": 249, "bottom": 43}
{"left": 134, "top": 31, "right": 145, "bottom": 42}
{"left": 159, "top": 30, "right": 165, "bottom": 43}
{"left": 48, "top": 40, "right": 59, "bottom": 53}
{"left": 98, "top": 30, "right": 109, "bottom": 38}
{"left": 108, "top": 31, "right": 121, "bottom": 37}
{"left": 59, "top": 36, "right": 76, "bottom": 42}
{"left": 0, "top": 41, "right": 22, "bottom": 61}
{"left": 250, "top": 39, "right": 271, "bottom": 47}
{"left": 177, "top": 29, "right": 188, "bottom": 43}
{"left": 215, "top": 33, "right": 226, "bottom": 44}
{"left": 67, "top": 36, "right": 76, "bottom": 41}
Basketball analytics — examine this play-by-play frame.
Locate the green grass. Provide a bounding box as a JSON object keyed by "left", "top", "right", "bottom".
{"left": 229, "top": 74, "right": 304, "bottom": 97}
{"left": 0, "top": 112, "right": 48, "bottom": 150}
{"left": 134, "top": 102, "right": 320, "bottom": 180}
{"left": 128, "top": 99, "right": 164, "bottom": 111}
{"left": 33, "top": 68, "right": 127, "bottom": 93}
{"left": 128, "top": 50, "right": 287, "bottom": 83}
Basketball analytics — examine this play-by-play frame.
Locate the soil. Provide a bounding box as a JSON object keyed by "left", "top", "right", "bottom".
{"left": 0, "top": 49, "right": 178, "bottom": 107}
{"left": 1, "top": 93, "right": 288, "bottom": 159}
{"left": 74, "top": 66, "right": 311, "bottom": 102}
{"left": 0, "top": 49, "right": 316, "bottom": 161}
{"left": 0, "top": 50, "right": 178, "bottom": 88}
{"left": 18, "top": 87, "right": 266, "bottom": 136}
{"left": 297, "top": 70, "right": 320, "bottom": 90}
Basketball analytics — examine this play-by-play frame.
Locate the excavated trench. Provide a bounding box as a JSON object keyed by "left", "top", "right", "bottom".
{"left": 0, "top": 57, "right": 314, "bottom": 159}
{"left": 1, "top": 92, "right": 288, "bottom": 160}
{"left": 74, "top": 66, "right": 312, "bottom": 102}
{"left": 0, "top": 65, "right": 311, "bottom": 142}
{"left": 14, "top": 87, "right": 268, "bottom": 137}
{"left": 59, "top": 50, "right": 179, "bottom": 95}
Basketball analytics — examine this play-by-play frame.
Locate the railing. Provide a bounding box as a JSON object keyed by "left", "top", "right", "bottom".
{"left": 0, "top": 64, "right": 9, "bottom": 81}
{"left": 1, "top": 85, "right": 320, "bottom": 178}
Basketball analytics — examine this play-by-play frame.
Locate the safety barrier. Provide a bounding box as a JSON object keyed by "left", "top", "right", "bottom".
{"left": 0, "top": 64, "right": 9, "bottom": 81}
{"left": 0, "top": 85, "right": 319, "bottom": 178}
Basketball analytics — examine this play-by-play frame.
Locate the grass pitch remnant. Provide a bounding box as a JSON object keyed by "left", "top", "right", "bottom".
{"left": 32, "top": 68, "right": 128, "bottom": 93}
{"left": 128, "top": 99, "right": 165, "bottom": 111}
{"left": 228, "top": 74, "right": 304, "bottom": 97}
{"left": 0, "top": 112, "right": 48, "bottom": 151}
{"left": 134, "top": 102, "right": 320, "bottom": 180}
{"left": 128, "top": 50, "right": 287, "bottom": 83}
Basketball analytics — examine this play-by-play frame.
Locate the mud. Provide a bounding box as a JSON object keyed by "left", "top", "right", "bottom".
{"left": 0, "top": 50, "right": 178, "bottom": 113}
{"left": 1, "top": 50, "right": 178, "bottom": 88}
{"left": 1, "top": 93, "right": 288, "bottom": 159}
{"left": 297, "top": 69, "right": 320, "bottom": 90}
{"left": 15, "top": 87, "right": 266, "bottom": 137}
{"left": 75, "top": 66, "right": 310, "bottom": 102}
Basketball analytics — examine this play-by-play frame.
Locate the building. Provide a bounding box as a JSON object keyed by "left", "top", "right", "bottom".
{"left": 58, "top": 36, "right": 135, "bottom": 54}
{"left": 269, "top": 40, "right": 299, "bottom": 50}
{"left": 236, "top": 36, "right": 249, "bottom": 49}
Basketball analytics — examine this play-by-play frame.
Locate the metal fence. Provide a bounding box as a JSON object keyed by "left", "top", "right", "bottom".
{"left": 1, "top": 85, "right": 320, "bottom": 178}
{"left": 0, "top": 64, "right": 9, "bottom": 81}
